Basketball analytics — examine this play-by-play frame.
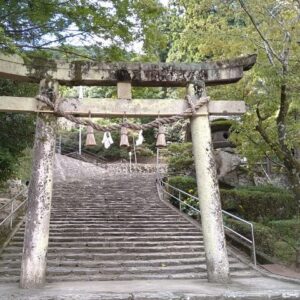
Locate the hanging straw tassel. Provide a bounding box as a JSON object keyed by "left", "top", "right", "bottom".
{"left": 156, "top": 125, "right": 167, "bottom": 148}
{"left": 120, "top": 126, "right": 130, "bottom": 148}
{"left": 85, "top": 125, "right": 97, "bottom": 147}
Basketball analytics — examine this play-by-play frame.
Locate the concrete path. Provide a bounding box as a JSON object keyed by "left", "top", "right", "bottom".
{"left": 261, "top": 264, "right": 300, "bottom": 280}
{"left": 0, "top": 277, "right": 300, "bottom": 299}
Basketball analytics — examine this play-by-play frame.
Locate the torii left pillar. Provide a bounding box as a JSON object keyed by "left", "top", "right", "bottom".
{"left": 20, "top": 79, "right": 58, "bottom": 289}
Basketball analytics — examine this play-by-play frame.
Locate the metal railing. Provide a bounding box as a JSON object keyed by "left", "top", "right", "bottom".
{"left": 156, "top": 178, "right": 257, "bottom": 266}
{"left": 56, "top": 143, "right": 107, "bottom": 163}
{"left": 0, "top": 189, "right": 28, "bottom": 230}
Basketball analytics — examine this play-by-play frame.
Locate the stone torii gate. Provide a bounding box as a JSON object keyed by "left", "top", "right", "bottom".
{"left": 0, "top": 53, "right": 256, "bottom": 288}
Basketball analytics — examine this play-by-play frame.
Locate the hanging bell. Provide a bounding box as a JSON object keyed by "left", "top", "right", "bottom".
{"left": 120, "top": 126, "right": 130, "bottom": 148}
{"left": 85, "top": 125, "right": 97, "bottom": 147}
{"left": 156, "top": 125, "right": 167, "bottom": 148}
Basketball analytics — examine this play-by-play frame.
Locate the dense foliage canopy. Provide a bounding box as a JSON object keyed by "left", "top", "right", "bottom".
{"left": 165, "top": 0, "right": 300, "bottom": 198}
{"left": 0, "top": 0, "right": 166, "bottom": 60}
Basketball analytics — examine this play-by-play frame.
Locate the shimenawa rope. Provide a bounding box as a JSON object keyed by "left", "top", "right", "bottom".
{"left": 35, "top": 94, "right": 209, "bottom": 132}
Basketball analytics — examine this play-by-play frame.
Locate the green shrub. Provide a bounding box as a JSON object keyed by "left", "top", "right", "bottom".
{"left": 224, "top": 219, "right": 275, "bottom": 255}
{"left": 0, "top": 113, "right": 35, "bottom": 184}
{"left": 167, "top": 143, "right": 194, "bottom": 174}
{"left": 236, "top": 185, "right": 292, "bottom": 194}
{"left": 221, "top": 187, "right": 296, "bottom": 222}
{"left": 168, "top": 176, "right": 197, "bottom": 194}
{"left": 135, "top": 145, "right": 154, "bottom": 157}
{"left": 167, "top": 176, "right": 199, "bottom": 218}
{"left": 224, "top": 219, "right": 296, "bottom": 264}
{"left": 167, "top": 176, "right": 296, "bottom": 222}
{"left": 166, "top": 176, "right": 298, "bottom": 265}
{"left": 267, "top": 219, "right": 300, "bottom": 242}
{"left": 15, "top": 147, "right": 33, "bottom": 182}
{"left": 273, "top": 241, "right": 296, "bottom": 264}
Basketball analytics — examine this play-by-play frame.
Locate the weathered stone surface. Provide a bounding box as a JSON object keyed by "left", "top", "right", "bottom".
{"left": 20, "top": 80, "right": 58, "bottom": 289}
{"left": 53, "top": 154, "right": 166, "bottom": 182}
{"left": 189, "top": 84, "right": 230, "bottom": 283}
{"left": 0, "top": 53, "right": 256, "bottom": 86}
{"left": 100, "top": 162, "right": 167, "bottom": 175}
{"left": 0, "top": 278, "right": 299, "bottom": 300}
{"left": 0, "top": 96, "right": 247, "bottom": 117}
{"left": 191, "top": 113, "right": 230, "bottom": 283}
{"left": 215, "top": 149, "right": 242, "bottom": 178}
{"left": 54, "top": 154, "right": 107, "bottom": 182}
{"left": 219, "top": 167, "right": 253, "bottom": 187}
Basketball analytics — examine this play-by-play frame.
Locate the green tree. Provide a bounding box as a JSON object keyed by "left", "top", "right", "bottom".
{"left": 167, "top": 0, "right": 300, "bottom": 199}
{"left": 0, "top": 0, "right": 166, "bottom": 60}
{"left": 0, "top": 0, "right": 168, "bottom": 182}
{"left": 0, "top": 79, "right": 37, "bottom": 183}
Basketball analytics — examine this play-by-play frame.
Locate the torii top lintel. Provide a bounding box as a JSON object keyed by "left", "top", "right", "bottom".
{"left": 0, "top": 53, "right": 256, "bottom": 87}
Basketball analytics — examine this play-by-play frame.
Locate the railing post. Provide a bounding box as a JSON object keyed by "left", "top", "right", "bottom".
{"left": 188, "top": 84, "right": 230, "bottom": 283}
{"left": 129, "top": 151, "right": 132, "bottom": 173}
{"left": 10, "top": 200, "right": 14, "bottom": 229}
{"left": 179, "top": 192, "right": 182, "bottom": 212}
{"left": 78, "top": 125, "right": 82, "bottom": 155}
{"left": 20, "top": 79, "right": 58, "bottom": 289}
{"left": 58, "top": 135, "right": 62, "bottom": 155}
{"left": 156, "top": 148, "right": 159, "bottom": 175}
{"left": 251, "top": 224, "right": 257, "bottom": 266}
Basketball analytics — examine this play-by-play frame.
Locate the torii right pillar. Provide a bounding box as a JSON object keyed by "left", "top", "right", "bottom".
{"left": 188, "top": 84, "right": 230, "bottom": 283}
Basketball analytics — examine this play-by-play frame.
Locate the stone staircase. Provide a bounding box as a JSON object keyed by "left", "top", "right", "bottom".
{"left": 0, "top": 174, "right": 259, "bottom": 283}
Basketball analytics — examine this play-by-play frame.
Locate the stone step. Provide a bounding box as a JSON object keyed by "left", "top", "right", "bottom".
{"left": 0, "top": 263, "right": 252, "bottom": 278}
{"left": 1, "top": 264, "right": 207, "bottom": 277}
{"left": 46, "top": 221, "right": 191, "bottom": 225}
{"left": 0, "top": 173, "right": 260, "bottom": 284}
{"left": 48, "top": 219, "right": 188, "bottom": 224}
{"left": 16, "top": 232, "right": 202, "bottom": 240}
{"left": 49, "top": 207, "right": 173, "bottom": 210}
{"left": 50, "top": 209, "right": 176, "bottom": 211}
{"left": 11, "top": 235, "right": 203, "bottom": 243}
{"left": 0, "top": 270, "right": 260, "bottom": 284}
{"left": 17, "top": 227, "right": 199, "bottom": 233}
{"left": 51, "top": 205, "right": 174, "bottom": 207}
{"left": 47, "top": 220, "right": 193, "bottom": 224}
{"left": 0, "top": 261, "right": 248, "bottom": 274}
{"left": 8, "top": 240, "right": 204, "bottom": 248}
{"left": 0, "top": 251, "right": 205, "bottom": 261}
{"left": 46, "top": 225, "right": 197, "bottom": 230}
{"left": 48, "top": 216, "right": 184, "bottom": 220}
{"left": 22, "top": 219, "right": 194, "bottom": 223}
{"left": 50, "top": 215, "right": 181, "bottom": 218}
{"left": 0, "top": 257, "right": 229, "bottom": 268}
{"left": 14, "top": 232, "right": 202, "bottom": 238}
{"left": 4, "top": 245, "right": 205, "bottom": 254}
{"left": 0, "top": 273, "right": 204, "bottom": 283}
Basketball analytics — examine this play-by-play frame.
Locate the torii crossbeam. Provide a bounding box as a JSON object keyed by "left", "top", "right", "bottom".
{"left": 0, "top": 53, "right": 256, "bottom": 288}
{"left": 0, "top": 53, "right": 256, "bottom": 86}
